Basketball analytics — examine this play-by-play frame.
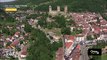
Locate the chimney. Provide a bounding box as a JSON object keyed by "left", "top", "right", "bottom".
{"left": 57, "top": 6, "right": 60, "bottom": 12}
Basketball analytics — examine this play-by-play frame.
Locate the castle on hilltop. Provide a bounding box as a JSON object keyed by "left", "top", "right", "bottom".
{"left": 48, "top": 5, "right": 68, "bottom": 16}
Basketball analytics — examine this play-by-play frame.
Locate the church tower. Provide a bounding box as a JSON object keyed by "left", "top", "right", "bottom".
{"left": 64, "top": 6, "right": 68, "bottom": 13}
{"left": 57, "top": 6, "right": 60, "bottom": 12}
{"left": 49, "top": 5, "right": 52, "bottom": 13}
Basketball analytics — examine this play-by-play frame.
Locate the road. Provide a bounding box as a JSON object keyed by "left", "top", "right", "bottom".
{"left": 79, "top": 44, "right": 89, "bottom": 60}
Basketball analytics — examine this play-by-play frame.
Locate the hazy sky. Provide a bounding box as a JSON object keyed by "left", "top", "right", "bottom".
{"left": 0, "top": 0, "right": 15, "bottom": 2}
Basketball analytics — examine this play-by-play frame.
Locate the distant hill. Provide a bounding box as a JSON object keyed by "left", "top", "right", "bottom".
{"left": 1, "top": 0, "right": 107, "bottom": 12}
{"left": 0, "top": 0, "right": 51, "bottom": 5}
{"left": 35, "top": 0, "right": 107, "bottom": 12}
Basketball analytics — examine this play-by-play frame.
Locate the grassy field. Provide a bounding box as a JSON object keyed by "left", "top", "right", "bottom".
{"left": 101, "top": 54, "right": 107, "bottom": 60}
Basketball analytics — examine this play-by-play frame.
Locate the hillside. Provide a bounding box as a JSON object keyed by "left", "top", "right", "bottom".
{"left": 0, "top": 9, "right": 16, "bottom": 25}
{"left": 35, "top": 0, "right": 107, "bottom": 12}
{"left": 1, "top": 0, "right": 107, "bottom": 12}
{"left": 0, "top": 0, "right": 51, "bottom": 5}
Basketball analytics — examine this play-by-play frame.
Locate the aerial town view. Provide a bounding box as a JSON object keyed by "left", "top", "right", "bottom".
{"left": 0, "top": 0, "right": 107, "bottom": 60}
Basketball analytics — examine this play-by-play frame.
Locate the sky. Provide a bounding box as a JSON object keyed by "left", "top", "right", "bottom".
{"left": 0, "top": 0, "right": 15, "bottom": 2}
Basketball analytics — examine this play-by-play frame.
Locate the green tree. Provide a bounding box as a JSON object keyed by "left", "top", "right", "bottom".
{"left": 27, "top": 29, "right": 62, "bottom": 60}
{"left": 87, "top": 35, "right": 94, "bottom": 40}
{"left": 54, "top": 16, "right": 66, "bottom": 28}
{"left": 6, "top": 42, "right": 12, "bottom": 47}
{"left": 16, "top": 47, "right": 21, "bottom": 51}
{"left": 61, "top": 27, "right": 71, "bottom": 35}
{"left": 0, "top": 44, "right": 3, "bottom": 48}
{"left": 24, "top": 23, "right": 33, "bottom": 32}
{"left": 2, "top": 28, "right": 10, "bottom": 35}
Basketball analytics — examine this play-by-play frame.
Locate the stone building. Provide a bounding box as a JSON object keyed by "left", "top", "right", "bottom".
{"left": 49, "top": 5, "right": 68, "bottom": 16}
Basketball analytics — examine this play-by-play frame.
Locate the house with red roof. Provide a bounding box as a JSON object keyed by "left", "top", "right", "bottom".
{"left": 101, "top": 26, "right": 107, "bottom": 33}
{"left": 69, "top": 44, "right": 80, "bottom": 60}
{"left": 64, "top": 35, "right": 76, "bottom": 57}
{"left": 14, "top": 32, "right": 20, "bottom": 38}
{"left": 56, "top": 47, "right": 65, "bottom": 60}
{"left": 64, "top": 35, "right": 75, "bottom": 48}
{"left": 92, "top": 25, "right": 101, "bottom": 34}
{"left": 11, "top": 40, "right": 20, "bottom": 47}
{"left": 82, "top": 23, "right": 90, "bottom": 30}
{"left": 100, "top": 20, "right": 107, "bottom": 27}
{"left": 20, "top": 46, "right": 27, "bottom": 58}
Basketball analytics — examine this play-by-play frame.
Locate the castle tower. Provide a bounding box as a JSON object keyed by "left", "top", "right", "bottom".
{"left": 49, "top": 5, "right": 52, "bottom": 12}
{"left": 57, "top": 6, "right": 60, "bottom": 12}
{"left": 64, "top": 6, "right": 68, "bottom": 13}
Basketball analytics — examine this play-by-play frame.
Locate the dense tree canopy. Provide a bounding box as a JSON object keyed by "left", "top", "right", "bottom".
{"left": 61, "top": 27, "right": 71, "bottom": 35}
{"left": 27, "top": 28, "right": 62, "bottom": 60}
{"left": 71, "top": 28, "right": 83, "bottom": 35}
{"left": 87, "top": 35, "right": 95, "bottom": 40}
{"left": 53, "top": 16, "right": 66, "bottom": 28}
{"left": 24, "top": 22, "right": 33, "bottom": 33}
{"left": 101, "top": 13, "right": 107, "bottom": 21}
{"left": 3, "top": 0, "right": 51, "bottom": 5}
{"left": 2, "top": 0, "right": 107, "bottom": 12}
{"left": 35, "top": 0, "right": 107, "bottom": 12}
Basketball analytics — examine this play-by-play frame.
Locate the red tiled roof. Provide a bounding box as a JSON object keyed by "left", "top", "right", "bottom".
{"left": 64, "top": 35, "right": 69, "bottom": 38}
{"left": 64, "top": 35, "right": 75, "bottom": 41}
{"left": 103, "top": 29, "right": 107, "bottom": 32}
{"left": 82, "top": 29, "right": 88, "bottom": 35}
{"left": 76, "top": 45, "right": 80, "bottom": 49}
{"left": 56, "top": 47, "right": 64, "bottom": 60}
{"left": 65, "top": 42, "right": 72, "bottom": 48}
{"left": 72, "top": 53, "right": 80, "bottom": 60}
{"left": 64, "top": 35, "right": 75, "bottom": 49}
{"left": 11, "top": 40, "right": 19, "bottom": 46}
{"left": 100, "top": 20, "right": 107, "bottom": 25}
{"left": 93, "top": 26, "right": 101, "bottom": 34}
{"left": 8, "top": 36, "right": 12, "bottom": 39}
{"left": 69, "top": 36, "right": 75, "bottom": 41}
{"left": 21, "top": 46, "right": 27, "bottom": 55}
{"left": 69, "top": 45, "right": 80, "bottom": 60}
{"left": 15, "top": 32, "right": 20, "bottom": 35}
{"left": 82, "top": 23, "right": 89, "bottom": 29}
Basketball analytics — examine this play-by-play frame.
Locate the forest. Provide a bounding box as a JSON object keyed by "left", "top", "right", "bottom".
{"left": 1, "top": 0, "right": 107, "bottom": 12}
